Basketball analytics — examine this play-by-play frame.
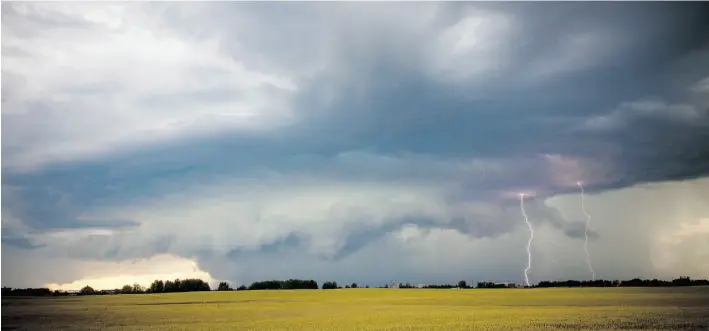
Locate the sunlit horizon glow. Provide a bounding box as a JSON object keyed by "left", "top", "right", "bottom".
{"left": 44, "top": 255, "right": 217, "bottom": 291}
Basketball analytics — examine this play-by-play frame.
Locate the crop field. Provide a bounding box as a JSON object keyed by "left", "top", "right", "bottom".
{"left": 3, "top": 287, "right": 709, "bottom": 331}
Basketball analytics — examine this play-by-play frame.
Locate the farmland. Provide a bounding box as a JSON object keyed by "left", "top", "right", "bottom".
{"left": 3, "top": 287, "right": 709, "bottom": 330}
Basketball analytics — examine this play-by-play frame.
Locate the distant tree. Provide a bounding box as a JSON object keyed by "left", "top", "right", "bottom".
{"left": 132, "top": 284, "right": 144, "bottom": 293}
{"left": 249, "top": 280, "right": 281, "bottom": 290}
{"left": 351, "top": 283, "right": 358, "bottom": 289}
{"left": 2, "top": 287, "right": 53, "bottom": 296}
{"left": 80, "top": 285, "right": 96, "bottom": 295}
{"left": 173, "top": 279, "right": 182, "bottom": 292}
{"left": 149, "top": 280, "right": 165, "bottom": 293}
{"left": 179, "top": 278, "right": 211, "bottom": 292}
{"left": 322, "top": 281, "right": 338, "bottom": 290}
{"left": 164, "top": 280, "right": 176, "bottom": 292}
{"left": 217, "top": 282, "right": 232, "bottom": 291}
{"left": 673, "top": 276, "right": 692, "bottom": 287}
{"left": 236, "top": 285, "right": 247, "bottom": 291}
{"left": 458, "top": 280, "right": 468, "bottom": 288}
{"left": 424, "top": 283, "right": 455, "bottom": 289}
{"left": 247, "top": 279, "right": 318, "bottom": 291}
{"left": 120, "top": 278, "right": 212, "bottom": 293}
{"left": 121, "top": 284, "right": 134, "bottom": 294}
{"left": 477, "top": 282, "right": 498, "bottom": 289}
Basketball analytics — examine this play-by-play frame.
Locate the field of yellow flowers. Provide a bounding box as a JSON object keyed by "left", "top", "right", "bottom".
{"left": 3, "top": 287, "right": 708, "bottom": 330}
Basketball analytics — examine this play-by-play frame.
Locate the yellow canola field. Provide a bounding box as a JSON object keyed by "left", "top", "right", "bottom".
{"left": 3, "top": 287, "right": 709, "bottom": 331}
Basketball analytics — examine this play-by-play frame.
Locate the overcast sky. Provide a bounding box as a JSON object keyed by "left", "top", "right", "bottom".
{"left": 2, "top": 2, "right": 709, "bottom": 290}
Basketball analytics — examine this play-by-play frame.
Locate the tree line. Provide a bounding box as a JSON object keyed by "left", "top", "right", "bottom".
{"left": 536, "top": 277, "right": 709, "bottom": 288}
{"left": 3, "top": 276, "right": 708, "bottom": 297}
{"left": 1, "top": 278, "right": 212, "bottom": 297}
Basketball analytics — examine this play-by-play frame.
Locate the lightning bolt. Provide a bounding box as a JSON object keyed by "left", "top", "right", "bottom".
{"left": 519, "top": 193, "right": 534, "bottom": 287}
{"left": 577, "top": 181, "right": 596, "bottom": 281}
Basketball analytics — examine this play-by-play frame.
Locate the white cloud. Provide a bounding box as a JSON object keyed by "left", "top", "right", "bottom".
{"left": 432, "top": 8, "right": 516, "bottom": 81}
{"left": 37, "top": 253, "right": 216, "bottom": 291}
{"left": 2, "top": 3, "right": 298, "bottom": 171}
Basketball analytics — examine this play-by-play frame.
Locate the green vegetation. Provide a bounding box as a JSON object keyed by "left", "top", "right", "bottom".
{"left": 3, "top": 287, "right": 708, "bottom": 330}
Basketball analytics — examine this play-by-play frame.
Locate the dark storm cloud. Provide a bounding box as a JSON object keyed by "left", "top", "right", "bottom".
{"left": 0, "top": 235, "right": 44, "bottom": 250}
{"left": 614, "top": 119, "right": 709, "bottom": 185}
{"left": 1, "top": 184, "right": 141, "bottom": 231}
{"left": 5, "top": 2, "right": 708, "bottom": 189}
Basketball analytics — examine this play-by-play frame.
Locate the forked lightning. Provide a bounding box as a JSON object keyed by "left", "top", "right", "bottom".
{"left": 519, "top": 193, "right": 534, "bottom": 287}
{"left": 577, "top": 181, "right": 596, "bottom": 281}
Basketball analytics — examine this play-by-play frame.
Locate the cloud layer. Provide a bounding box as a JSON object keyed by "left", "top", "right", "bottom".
{"left": 2, "top": 2, "right": 709, "bottom": 289}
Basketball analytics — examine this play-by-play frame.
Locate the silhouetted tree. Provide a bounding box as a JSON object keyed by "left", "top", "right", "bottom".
{"left": 322, "top": 281, "right": 338, "bottom": 289}
{"left": 425, "top": 283, "right": 455, "bottom": 289}
{"left": 217, "top": 282, "right": 232, "bottom": 291}
{"left": 247, "top": 279, "right": 318, "bottom": 290}
{"left": 173, "top": 279, "right": 183, "bottom": 292}
{"left": 458, "top": 280, "right": 468, "bottom": 288}
{"left": 178, "top": 278, "right": 211, "bottom": 292}
{"left": 1, "top": 287, "right": 53, "bottom": 296}
{"left": 121, "top": 284, "right": 134, "bottom": 294}
{"left": 532, "top": 277, "right": 709, "bottom": 288}
{"left": 351, "top": 283, "right": 358, "bottom": 288}
{"left": 149, "top": 280, "right": 165, "bottom": 293}
{"left": 79, "top": 285, "right": 96, "bottom": 295}
{"left": 164, "top": 280, "right": 176, "bottom": 292}
{"left": 476, "top": 282, "right": 502, "bottom": 289}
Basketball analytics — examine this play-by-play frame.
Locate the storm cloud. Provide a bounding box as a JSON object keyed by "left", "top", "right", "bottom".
{"left": 2, "top": 2, "right": 709, "bottom": 288}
